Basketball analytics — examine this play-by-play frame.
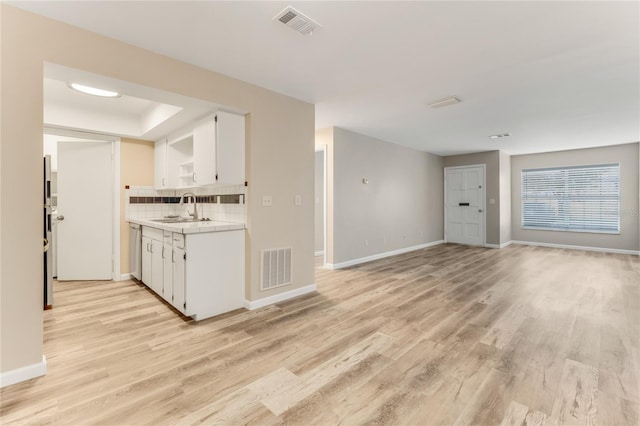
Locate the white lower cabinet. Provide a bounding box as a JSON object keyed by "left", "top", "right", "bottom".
{"left": 140, "top": 226, "right": 244, "bottom": 320}
{"left": 141, "top": 227, "right": 164, "bottom": 295}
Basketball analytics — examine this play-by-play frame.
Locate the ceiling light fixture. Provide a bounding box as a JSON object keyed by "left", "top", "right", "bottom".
{"left": 489, "top": 133, "right": 511, "bottom": 139}
{"left": 67, "top": 83, "right": 120, "bottom": 98}
{"left": 427, "top": 96, "right": 461, "bottom": 108}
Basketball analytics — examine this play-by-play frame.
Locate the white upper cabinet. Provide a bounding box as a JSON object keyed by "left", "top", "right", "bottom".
{"left": 192, "top": 116, "right": 217, "bottom": 186}
{"left": 154, "top": 111, "right": 245, "bottom": 189}
{"left": 154, "top": 138, "right": 168, "bottom": 190}
{"left": 216, "top": 111, "right": 245, "bottom": 185}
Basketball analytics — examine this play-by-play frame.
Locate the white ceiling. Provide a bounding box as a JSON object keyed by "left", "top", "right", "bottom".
{"left": 43, "top": 64, "right": 223, "bottom": 141}
{"left": 13, "top": 1, "right": 640, "bottom": 155}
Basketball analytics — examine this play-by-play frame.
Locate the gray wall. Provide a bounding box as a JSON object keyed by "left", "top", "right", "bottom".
{"left": 499, "top": 151, "right": 512, "bottom": 244}
{"left": 443, "top": 151, "right": 501, "bottom": 245}
{"left": 511, "top": 142, "right": 640, "bottom": 251}
{"left": 329, "top": 127, "right": 443, "bottom": 265}
{"left": 314, "top": 151, "right": 324, "bottom": 254}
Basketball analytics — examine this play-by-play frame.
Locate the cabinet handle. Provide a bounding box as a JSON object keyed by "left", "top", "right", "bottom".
{"left": 193, "top": 172, "right": 197, "bottom": 183}
{"left": 172, "top": 250, "right": 175, "bottom": 263}
{"left": 162, "top": 177, "right": 165, "bottom": 187}
{"left": 162, "top": 245, "right": 165, "bottom": 259}
{"left": 150, "top": 242, "right": 153, "bottom": 254}
{"left": 146, "top": 242, "right": 150, "bottom": 252}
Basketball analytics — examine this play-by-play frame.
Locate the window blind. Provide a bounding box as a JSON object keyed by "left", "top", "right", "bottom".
{"left": 521, "top": 163, "right": 620, "bottom": 233}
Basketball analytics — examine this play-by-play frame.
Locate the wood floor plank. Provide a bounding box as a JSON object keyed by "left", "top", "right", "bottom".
{"left": 1, "top": 244, "right": 638, "bottom": 425}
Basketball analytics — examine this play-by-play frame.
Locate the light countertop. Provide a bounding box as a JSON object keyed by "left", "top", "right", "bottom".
{"left": 128, "top": 218, "right": 245, "bottom": 234}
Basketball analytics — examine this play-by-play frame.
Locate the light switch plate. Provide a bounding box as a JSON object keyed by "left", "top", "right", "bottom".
{"left": 262, "top": 195, "right": 273, "bottom": 207}
{"left": 294, "top": 195, "right": 302, "bottom": 206}
{"left": 489, "top": 198, "right": 496, "bottom": 205}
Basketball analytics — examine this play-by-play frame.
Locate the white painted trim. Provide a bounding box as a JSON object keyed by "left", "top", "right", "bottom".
{"left": 0, "top": 356, "right": 47, "bottom": 388}
{"left": 326, "top": 240, "right": 445, "bottom": 270}
{"left": 485, "top": 241, "right": 513, "bottom": 249}
{"left": 119, "top": 273, "right": 132, "bottom": 281}
{"left": 244, "top": 284, "right": 317, "bottom": 310}
{"left": 112, "top": 140, "right": 121, "bottom": 281}
{"left": 444, "top": 164, "right": 486, "bottom": 247}
{"left": 314, "top": 251, "right": 325, "bottom": 256}
{"left": 511, "top": 240, "right": 640, "bottom": 256}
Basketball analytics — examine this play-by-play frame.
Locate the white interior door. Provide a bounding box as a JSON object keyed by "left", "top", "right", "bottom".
{"left": 445, "top": 165, "right": 485, "bottom": 246}
{"left": 57, "top": 141, "right": 113, "bottom": 280}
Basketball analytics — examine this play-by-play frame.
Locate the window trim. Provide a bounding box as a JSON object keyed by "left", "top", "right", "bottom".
{"left": 521, "top": 163, "right": 621, "bottom": 235}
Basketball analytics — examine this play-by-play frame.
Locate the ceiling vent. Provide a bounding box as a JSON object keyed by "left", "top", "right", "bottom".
{"left": 427, "top": 96, "right": 461, "bottom": 108}
{"left": 274, "top": 6, "right": 320, "bottom": 35}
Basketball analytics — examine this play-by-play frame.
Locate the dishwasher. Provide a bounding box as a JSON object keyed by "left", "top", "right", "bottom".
{"left": 129, "top": 223, "right": 142, "bottom": 281}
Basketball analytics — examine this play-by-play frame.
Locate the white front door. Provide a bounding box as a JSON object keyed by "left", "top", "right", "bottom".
{"left": 57, "top": 141, "right": 113, "bottom": 280}
{"left": 445, "top": 165, "right": 485, "bottom": 246}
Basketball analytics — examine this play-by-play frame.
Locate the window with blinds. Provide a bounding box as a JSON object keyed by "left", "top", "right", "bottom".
{"left": 521, "top": 163, "right": 620, "bottom": 233}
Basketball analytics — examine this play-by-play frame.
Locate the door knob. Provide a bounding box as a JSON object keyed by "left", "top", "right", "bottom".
{"left": 56, "top": 215, "right": 65, "bottom": 221}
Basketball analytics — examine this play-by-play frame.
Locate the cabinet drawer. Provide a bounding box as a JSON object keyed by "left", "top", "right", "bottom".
{"left": 142, "top": 226, "right": 163, "bottom": 241}
{"left": 172, "top": 233, "right": 185, "bottom": 249}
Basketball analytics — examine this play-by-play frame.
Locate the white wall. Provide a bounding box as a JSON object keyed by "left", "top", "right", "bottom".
{"left": 326, "top": 127, "right": 443, "bottom": 265}
{"left": 511, "top": 142, "right": 640, "bottom": 251}
{"left": 314, "top": 151, "right": 324, "bottom": 254}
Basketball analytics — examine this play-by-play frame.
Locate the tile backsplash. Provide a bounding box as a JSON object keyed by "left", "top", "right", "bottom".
{"left": 126, "top": 184, "right": 247, "bottom": 224}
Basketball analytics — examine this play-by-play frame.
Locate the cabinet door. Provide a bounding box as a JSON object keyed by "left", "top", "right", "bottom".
{"left": 141, "top": 236, "right": 152, "bottom": 286}
{"left": 216, "top": 111, "right": 245, "bottom": 185}
{"left": 154, "top": 139, "right": 168, "bottom": 190}
{"left": 173, "top": 247, "right": 187, "bottom": 314}
{"left": 150, "top": 239, "right": 163, "bottom": 295}
{"left": 161, "top": 243, "right": 173, "bottom": 302}
{"left": 192, "top": 117, "right": 217, "bottom": 185}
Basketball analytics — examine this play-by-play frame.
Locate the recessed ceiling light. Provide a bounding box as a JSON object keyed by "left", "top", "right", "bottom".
{"left": 67, "top": 83, "right": 120, "bottom": 98}
{"left": 427, "top": 96, "right": 461, "bottom": 108}
{"left": 489, "top": 133, "right": 511, "bottom": 139}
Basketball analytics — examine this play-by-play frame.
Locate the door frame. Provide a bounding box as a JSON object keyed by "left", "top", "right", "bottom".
{"left": 44, "top": 126, "right": 121, "bottom": 280}
{"left": 443, "top": 164, "right": 486, "bottom": 246}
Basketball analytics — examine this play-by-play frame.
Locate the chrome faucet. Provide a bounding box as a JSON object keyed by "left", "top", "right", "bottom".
{"left": 179, "top": 192, "right": 199, "bottom": 220}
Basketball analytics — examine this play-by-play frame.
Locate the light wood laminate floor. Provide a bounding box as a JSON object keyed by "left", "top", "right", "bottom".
{"left": 1, "top": 244, "right": 639, "bottom": 425}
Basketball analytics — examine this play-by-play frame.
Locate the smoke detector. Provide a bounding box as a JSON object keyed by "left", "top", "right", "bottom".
{"left": 274, "top": 6, "right": 320, "bottom": 35}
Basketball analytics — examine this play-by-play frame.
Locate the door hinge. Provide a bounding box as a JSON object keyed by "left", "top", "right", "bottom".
{"left": 183, "top": 253, "right": 187, "bottom": 261}
{"left": 215, "top": 173, "right": 218, "bottom": 181}
{"left": 183, "top": 302, "right": 186, "bottom": 309}
{"left": 214, "top": 115, "right": 218, "bottom": 123}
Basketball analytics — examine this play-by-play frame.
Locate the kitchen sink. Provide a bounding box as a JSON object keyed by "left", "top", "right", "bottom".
{"left": 150, "top": 217, "right": 209, "bottom": 224}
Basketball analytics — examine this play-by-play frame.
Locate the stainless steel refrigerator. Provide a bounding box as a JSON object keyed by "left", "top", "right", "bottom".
{"left": 44, "top": 155, "right": 53, "bottom": 309}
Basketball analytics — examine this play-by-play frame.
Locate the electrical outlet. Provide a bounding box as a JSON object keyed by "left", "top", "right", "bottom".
{"left": 294, "top": 194, "right": 302, "bottom": 206}
{"left": 262, "top": 195, "right": 273, "bottom": 207}
{"left": 489, "top": 198, "right": 496, "bottom": 205}
{"left": 365, "top": 239, "right": 369, "bottom": 247}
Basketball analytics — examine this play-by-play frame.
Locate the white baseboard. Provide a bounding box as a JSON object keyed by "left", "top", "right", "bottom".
{"left": 326, "top": 240, "right": 445, "bottom": 270}
{"left": 485, "top": 241, "right": 513, "bottom": 249}
{"left": 244, "top": 284, "right": 317, "bottom": 310}
{"left": 511, "top": 240, "right": 640, "bottom": 256}
{"left": 119, "top": 273, "right": 132, "bottom": 281}
{"left": 0, "top": 355, "right": 47, "bottom": 388}
{"left": 314, "top": 251, "right": 325, "bottom": 256}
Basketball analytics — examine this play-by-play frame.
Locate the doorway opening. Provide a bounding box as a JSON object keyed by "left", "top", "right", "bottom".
{"left": 43, "top": 129, "right": 120, "bottom": 306}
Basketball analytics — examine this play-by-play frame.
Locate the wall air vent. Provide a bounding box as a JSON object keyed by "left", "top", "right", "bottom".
{"left": 274, "top": 6, "right": 320, "bottom": 35}
{"left": 261, "top": 247, "right": 292, "bottom": 290}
